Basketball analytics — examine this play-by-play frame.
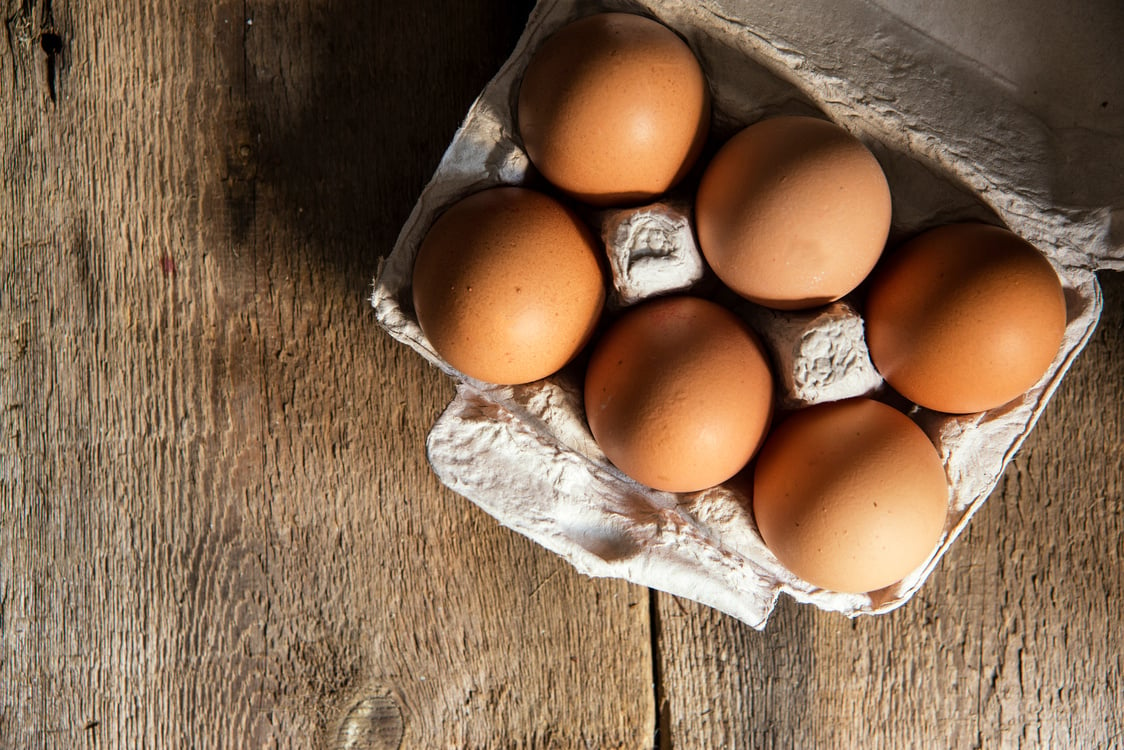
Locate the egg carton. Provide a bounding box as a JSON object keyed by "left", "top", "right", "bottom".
{"left": 372, "top": 0, "right": 1122, "bottom": 628}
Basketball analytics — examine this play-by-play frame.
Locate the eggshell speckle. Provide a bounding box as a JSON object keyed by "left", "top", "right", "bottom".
{"left": 752, "top": 398, "right": 950, "bottom": 594}
{"left": 695, "top": 116, "right": 892, "bottom": 309}
{"left": 584, "top": 296, "right": 774, "bottom": 493}
{"left": 865, "top": 222, "right": 1068, "bottom": 414}
{"left": 412, "top": 187, "right": 605, "bottom": 385}
{"left": 517, "top": 13, "right": 710, "bottom": 207}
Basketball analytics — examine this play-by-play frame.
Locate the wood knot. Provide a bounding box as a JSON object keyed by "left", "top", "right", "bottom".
{"left": 334, "top": 694, "right": 404, "bottom": 750}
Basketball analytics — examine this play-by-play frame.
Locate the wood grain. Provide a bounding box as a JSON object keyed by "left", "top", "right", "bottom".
{"left": 1, "top": 1, "right": 653, "bottom": 747}
{"left": 655, "top": 270, "right": 1124, "bottom": 749}
{"left": 2, "top": 0, "right": 1121, "bottom": 748}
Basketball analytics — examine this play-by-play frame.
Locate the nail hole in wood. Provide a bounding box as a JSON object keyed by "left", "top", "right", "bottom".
{"left": 40, "top": 31, "right": 61, "bottom": 55}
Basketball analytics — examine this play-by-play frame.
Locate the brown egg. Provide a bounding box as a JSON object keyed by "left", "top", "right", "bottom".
{"left": 517, "top": 13, "right": 710, "bottom": 207}
{"left": 753, "top": 398, "right": 949, "bottom": 594}
{"left": 584, "top": 296, "right": 774, "bottom": 493}
{"left": 865, "top": 223, "right": 1067, "bottom": 414}
{"left": 412, "top": 186, "right": 605, "bottom": 385}
{"left": 695, "top": 116, "right": 892, "bottom": 309}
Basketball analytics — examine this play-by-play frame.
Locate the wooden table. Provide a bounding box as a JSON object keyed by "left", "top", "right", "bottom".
{"left": 3, "top": 1, "right": 1121, "bottom": 747}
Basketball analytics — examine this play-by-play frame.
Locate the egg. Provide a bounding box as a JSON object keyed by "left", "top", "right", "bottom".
{"left": 411, "top": 186, "right": 605, "bottom": 385}
{"left": 864, "top": 222, "right": 1067, "bottom": 414}
{"left": 584, "top": 296, "right": 774, "bottom": 493}
{"left": 752, "top": 398, "right": 949, "bottom": 594}
{"left": 516, "top": 12, "right": 710, "bottom": 207}
{"left": 695, "top": 116, "right": 892, "bottom": 310}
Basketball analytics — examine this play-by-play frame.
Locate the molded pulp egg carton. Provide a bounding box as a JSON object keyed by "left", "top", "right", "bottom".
{"left": 373, "top": 0, "right": 1123, "bottom": 628}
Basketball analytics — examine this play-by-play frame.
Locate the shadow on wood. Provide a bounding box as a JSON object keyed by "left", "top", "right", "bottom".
{"left": 244, "top": 1, "right": 537, "bottom": 301}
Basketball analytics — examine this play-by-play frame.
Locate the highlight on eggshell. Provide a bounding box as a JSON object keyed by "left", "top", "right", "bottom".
{"left": 695, "top": 115, "right": 892, "bottom": 310}
{"left": 583, "top": 295, "right": 774, "bottom": 494}
{"left": 516, "top": 12, "right": 711, "bottom": 207}
{"left": 864, "top": 222, "right": 1068, "bottom": 414}
{"left": 411, "top": 186, "right": 606, "bottom": 385}
{"left": 752, "top": 398, "right": 950, "bottom": 594}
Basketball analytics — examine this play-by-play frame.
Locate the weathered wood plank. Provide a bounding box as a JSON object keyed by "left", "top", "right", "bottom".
{"left": 1, "top": 1, "right": 655, "bottom": 747}
{"left": 655, "top": 270, "right": 1124, "bottom": 749}
{"left": 7, "top": 0, "right": 1118, "bottom": 747}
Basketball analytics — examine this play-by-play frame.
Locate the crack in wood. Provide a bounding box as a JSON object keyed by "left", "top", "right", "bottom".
{"left": 4, "top": 21, "right": 16, "bottom": 87}
{"left": 650, "top": 590, "right": 671, "bottom": 750}
{"left": 39, "top": 27, "right": 59, "bottom": 102}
